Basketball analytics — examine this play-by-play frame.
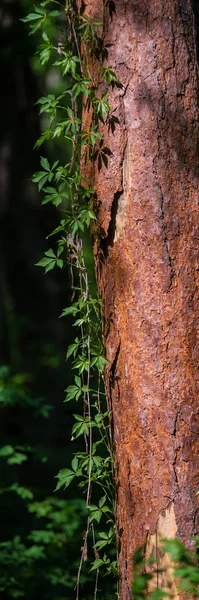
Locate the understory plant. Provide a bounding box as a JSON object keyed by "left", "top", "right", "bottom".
{"left": 0, "top": 366, "right": 89, "bottom": 599}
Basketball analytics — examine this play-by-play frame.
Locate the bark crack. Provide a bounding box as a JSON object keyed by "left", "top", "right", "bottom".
{"left": 100, "top": 190, "right": 123, "bottom": 257}
{"left": 108, "top": 339, "right": 121, "bottom": 473}
{"left": 110, "top": 339, "right": 121, "bottom": 389}
{"left": 178, "top": 0, "right": 196, "bottom": 68}
{"left": 171, "top": 409, "right": 181, "bottom": 490}
{"left": 120, "top": 81, "right": 130, "bottom": 98}
{"left": 100, "top": 131, "right": 127, "bottom": 255}
{"left": 191, "top": 0, "right": 199, "bottom": 65}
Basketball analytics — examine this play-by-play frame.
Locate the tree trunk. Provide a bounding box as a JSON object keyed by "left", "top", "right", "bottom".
{"left": 80, "top": 1, "right": 199, "bottom": 598}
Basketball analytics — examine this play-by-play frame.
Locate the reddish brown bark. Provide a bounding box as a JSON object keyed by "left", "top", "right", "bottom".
{"left": 80, "top": 1, "right": 199, "bottom": 598}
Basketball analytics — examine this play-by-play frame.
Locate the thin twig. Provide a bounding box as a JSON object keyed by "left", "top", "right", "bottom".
{"left": 68, "top": 0, "right": 83, "bottom": 75}
{"left": 75, "top": 516, "right": 90, "bottom": 600}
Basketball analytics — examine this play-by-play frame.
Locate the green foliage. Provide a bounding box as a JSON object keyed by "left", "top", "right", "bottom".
{"left": 0, "top": 365, "right": 52, "bottom": 416}
{"left": 20, "top": 3, "right": 60, "bottom": 36}
{"left": 22, "top": 1, "right": 119, "bottom": 597}
{"left": 36, "top": 247, "right": 64, "bottom": 272}
{"left": 32, "top": 156, "right": 59, "bottom": 191}
{"left": 0, "top": 366, "right": 91, "bottom": 599}
{"left": 131, "top": 540, "right": 199, "bottom": 600}
{"left": 0, "top": 445, "right": 28, "bottom": 465}
{"left": 163, "top": 538, "right": 199, "bottom": 597}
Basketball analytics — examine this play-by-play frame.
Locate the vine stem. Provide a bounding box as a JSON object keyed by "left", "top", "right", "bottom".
{"left": 74, "top": 238, "right": 93, "bottom": 596}
{"left": 68, "top": 0, "right": 83, "bottom": 75}
{"left": 85, "top": 277, "right": 92, "bottom": 508}
{"left": 92, "top": 523, "right": 99, "bottom": 600}
{"left": 75, "top": 516, "right": 90, "bottom": 600}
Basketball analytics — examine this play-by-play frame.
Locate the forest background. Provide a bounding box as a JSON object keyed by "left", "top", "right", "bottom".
{"left": 0, "top": 1, "right": 114, "bottom": 599}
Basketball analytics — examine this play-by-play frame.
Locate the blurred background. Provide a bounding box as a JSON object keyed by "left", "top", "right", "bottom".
{"left": 0, "top": 1, "right": 114, "bottom": 598}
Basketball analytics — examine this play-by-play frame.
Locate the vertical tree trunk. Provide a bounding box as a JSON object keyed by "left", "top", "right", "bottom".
{"left": 80, "top": 1, "right": 199, "bottom": 597}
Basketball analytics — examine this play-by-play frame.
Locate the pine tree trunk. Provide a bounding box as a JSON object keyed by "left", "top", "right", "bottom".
{"left": 79, "top": 1, "right": 199, "bottom": 597}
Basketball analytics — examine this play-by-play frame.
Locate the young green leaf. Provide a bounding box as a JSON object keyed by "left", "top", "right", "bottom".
{"left": 54, "top": 468, "right": 75, "bottom": 491}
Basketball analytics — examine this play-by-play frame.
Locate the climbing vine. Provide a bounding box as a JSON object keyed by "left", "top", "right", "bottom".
{"left": 22, "top": 1, "right": 119, "bottom": 597}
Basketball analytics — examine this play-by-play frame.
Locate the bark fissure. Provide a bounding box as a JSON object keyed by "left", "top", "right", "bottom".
{"left": 172, "top": 409, "right": 181, "bottom": 489}
{"left": 109, "top": 339, "right": 121, "bottom": 392}
{"left": 107, "top": 338, "right": 121, "bottom": 435}
{"left": 178, "top": 0, "right": 197, "bottom": 68}
{"left": 191, "top": 0, "right": 199, "bottom": 65}
{"left": 99, "top": 117, "right": 127, "bottom": 254}
{"left": 100, "top": 191, "right": 123, "bottom": 257}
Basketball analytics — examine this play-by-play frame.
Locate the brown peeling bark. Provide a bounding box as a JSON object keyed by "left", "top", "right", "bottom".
{"left": 80, "top": 1, "right": 199, "bottom": 598}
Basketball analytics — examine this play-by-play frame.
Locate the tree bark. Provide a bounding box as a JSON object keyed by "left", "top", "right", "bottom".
{"left": 80, "top": 1, "right": 199, "bottom": 598}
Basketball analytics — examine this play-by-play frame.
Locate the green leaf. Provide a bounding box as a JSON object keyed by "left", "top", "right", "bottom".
{"left": 45, "top": 249, "right": 56, "bottom": 258}
{"left": 99, "top": 495, "right": 106, "bottom": 508}
{"left": 89, "top": 509, "right": 102, "bottom": 523}
{"left": 7, "top": 452, "right": 28, "bottom": 465}
{"left": 72, "top": 416, "right": 90, "bottom": 438}
{"left": 56, "top": 259, "right": 63, "bottom": 269}
{"left": 0, "top": 445, "right": 14, "bottom": 457}
{"left": 52, "top": 125, "right": 63, "bottom": 138}
{"left": 73, "top": 317, "right": 86, "bottom": 327}
{"left": 55, "top": 468, "right": 75, "bottom": 491}
{"left": 64, "top": 385, "right": 80, "bottom": 402}
{"left": 35, "top": 249, "right": 57, "bottom": 273}
{"left": 39, "top": 177, "right": 49, "bottom": 191}
{"left": 88, "top": 504, "right": 102, "bottom": 523}
{"left": 60, "top": 306, "right": 79, "bottom": 317}
{"left": 162, "top": 538, "right": 190, "bottom": 562}
{"left": 71, "top": 456, "right": 78, "bottom": 472}
{"left": 40, "top": 156, "right": 50, "bottom": 171}
{"left": 35, "top": 257, "right": 54, "bottom": 267}
{"left": 150, "top": 588, "right": 169, "bottom": 599}
{"left": 73, "top": 414, "right": 85, "bottom": 422}
{"left": 90, "top": 558, "right": 105, "bottom": 572}
{"left": 42, "top": 31, "right": 49, "bottom": 42}
{"left": 49, "top": 10, "right": 60, "bottom": 17}
{"left": 45, "top": 261, "right": 56, "bottom": 273}
{"left": 32, "top": 171, "right": 47, "bottom": 183}
{"left": 10, "top": 483, "right": 34, "bottom": 500}
{"left": 74, "top": 376, "right": 81, "bottom": 387}
{"left": 21, "top": 13, "right": 44, "bottom": 22}
{"left": 25, "top": 545, "right": 46, "bottom": 560}
{"left": 66, "top": 339, "right": 80, "bottom": 359}
{"left": 34, "top": 6, "right": 46, "bottom": 16}
{"left": 34, "top": 130, "right": 52, "bottom": 148}
{"left": 28, "top": 530, "right": 55, "bottom": 544}
{"left": 101, "top": 505, "right": 112, "bottom": 514}
{"left": 94, "top": 539, "right": 110, "bottom": 550}
{"left": 101, "top": 66, "right": 120, "bottom": 87}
